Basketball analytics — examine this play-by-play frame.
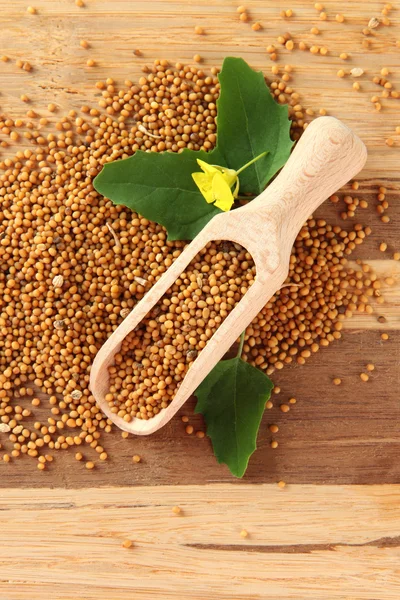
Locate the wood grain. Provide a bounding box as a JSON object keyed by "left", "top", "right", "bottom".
{"left": 0, "top": 0, "right": 399, "bottom": 487}
{"left": 0, "top": 484, "right": 399, "bottom": 599}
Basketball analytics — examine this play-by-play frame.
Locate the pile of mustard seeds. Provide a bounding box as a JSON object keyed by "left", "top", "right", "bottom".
{"left": 0, "top": 59, "right": 389, "bottom": 466}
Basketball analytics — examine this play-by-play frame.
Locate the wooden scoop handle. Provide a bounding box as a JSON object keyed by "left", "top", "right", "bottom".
{"left": 247, "top": 117, "right": 368, "bottom": 261}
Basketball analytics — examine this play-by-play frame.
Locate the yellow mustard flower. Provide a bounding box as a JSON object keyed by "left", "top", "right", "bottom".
{"left": 192, "top": 160, "right": 238, "bottom": 212}
{"left": 192, "top": 152, "right": 268, "bottom": 212}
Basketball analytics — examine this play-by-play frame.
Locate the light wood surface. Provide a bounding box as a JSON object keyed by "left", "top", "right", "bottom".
{"left": 1, "top": 2, "right": 400, "bottom": 598}
{"left": 0, "top": 484, "right": 400, "bottom": 600}
{"left": 90, "top": 117, "right": 367, "bottom": 435}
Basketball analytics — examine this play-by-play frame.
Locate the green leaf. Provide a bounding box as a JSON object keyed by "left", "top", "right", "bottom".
{"left": 216, "top": 57, "right": 294, "bottom": 194}
{"left": 94, "top": 57, "right": 293, "bottom": 241}
{"left": 195, "top": 357, "right": 273, "bottom": 478}
{"left": 94, "top": 148, "right": 224, "bottom": 241}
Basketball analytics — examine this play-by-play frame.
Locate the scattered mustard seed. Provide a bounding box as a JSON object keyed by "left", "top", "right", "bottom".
{"left": 277, "top": 480, "right": 286, "bottom": 489}
{"left": 85, "top": 461, "right": 95, "bottom": 469}
{"left": 185, "top": 425, "right": 194, "bottom": 435}
{"left": 360, "top": 373, "right": 369, "bottom": 382}
{"left": 132, "top": 455, "right": 141, "bottom": 463}
{"left": 194, "top": 26, "right": 204, "bottom": 35}
{"left": 333, "top": 378, "right": 342, "bottom": 385}
{"left": 122, "top": 539, "right": 133, "bottom": 549}
{"left": 280, "top": 404, "right": 290, "bottom": 413}
{"left": 172, "top": 506, "right": 181, "bottom": 515}
{"left": 27, "top": 6, "right": 37, "bottom": 14}
{"left": 80, "top": 40, "right": 89, "bottom": 49}
{"left": 240, "top": 529, "right": 248, "bottom": 538}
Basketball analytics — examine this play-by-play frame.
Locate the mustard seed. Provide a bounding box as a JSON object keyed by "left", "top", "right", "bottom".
{"left": 86, "top": 59, "right": 95, "bottom": 67}
{"left": 172, "top": 506, "right": 181, "bottom": 514}
{"left": 122, "top": 539, "right": 133, "bottom": 548}
{"left": 277, "top": 480, "right": 286, "bottom": 489}
{"left": 240, "top": 529, "right": 248, "bottom": 538}
{"left": 366, "top": 364, "right": 375, "bottom": 371}
{"left": 194, "top": 26, "right": 204, "bottom": 35}
{"left": 185, "top": 425, "right": 194, "bottom": 435}
{"left": 27, "top": 6, "right": 37, "bottom": 14}
{"left": 333, "top": 378, "right": 342, "bottom": 385}
{"left": 252, "top": 22, "right": 262, "bottom": 31}
{"left": 80, "top": 40, "right": 89, "bottom": 49}
{"left": 193, "top": 54, "right": 202, "bottom": 63}
{"left": 271, "top": 441, "right": 279, "bottom": 449}
{"left": 85, "top": 461, "right": 95, "bottom": 469}
{"left": 132, "top": 455, "right": 141, "bottom": 463}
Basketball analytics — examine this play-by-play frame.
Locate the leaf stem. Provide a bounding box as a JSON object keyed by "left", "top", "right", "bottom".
{"left": 237, "top": 330, "right": 245, "bottom": 359}
{"left": 236, "top": 151, "right": 268, "bottom": 175}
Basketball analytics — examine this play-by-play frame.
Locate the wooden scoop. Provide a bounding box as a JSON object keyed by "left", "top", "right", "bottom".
{"left": 90, "top": 117, "right": 367, "bottom": 435}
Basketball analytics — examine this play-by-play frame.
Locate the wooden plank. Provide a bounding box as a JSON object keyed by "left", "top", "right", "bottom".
{"left": 0, "top": 0, "right": 399, "bottom": 488}
{"left": 0, "top": 484, "right": 399, "bottom": 599}
{"left": 1, "top": 328, "right": 399, "bottom": 487}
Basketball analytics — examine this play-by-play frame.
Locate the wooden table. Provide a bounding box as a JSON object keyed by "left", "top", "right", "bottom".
{"left": 0, "top": 1, "right": 399, "bottom": 598}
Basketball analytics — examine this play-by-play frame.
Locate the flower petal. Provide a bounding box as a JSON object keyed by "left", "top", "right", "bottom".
{"left": 192, "top": 172, "right": 214, "bottom": 203}
{"left": 212, "top": 172, "right": 235, "bottom": 212}
{"left": 196, "top": 159, "right": 218, "bottom": 174}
